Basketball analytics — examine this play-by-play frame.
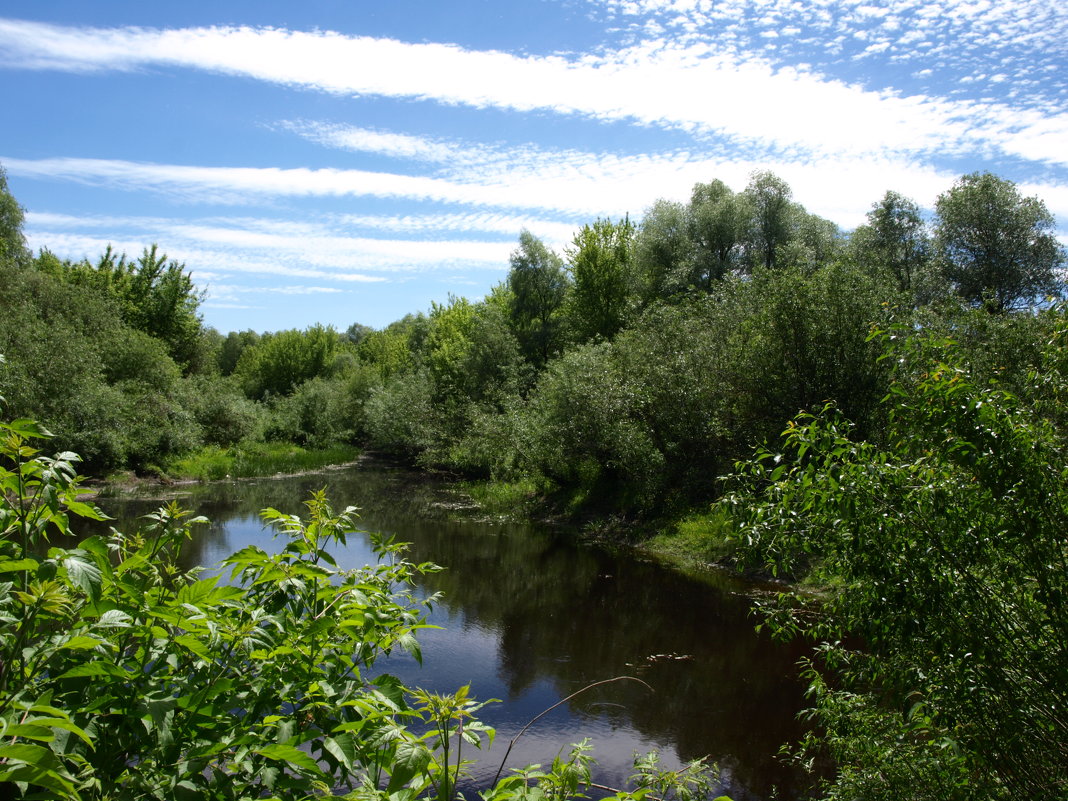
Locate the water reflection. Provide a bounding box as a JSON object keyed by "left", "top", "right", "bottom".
{"left": 86, "top": 460, "right": 813, "bottom": 800}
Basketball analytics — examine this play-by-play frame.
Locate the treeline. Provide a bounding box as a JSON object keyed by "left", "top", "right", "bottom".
{"left": 0, "top": 172, "right": 359, "bottom": 474}
{"left": 1, "top": 167, "right": 1063, "bottom": 504}
{"left": 335, "top": 170, "right": 1064, "bottom": 516}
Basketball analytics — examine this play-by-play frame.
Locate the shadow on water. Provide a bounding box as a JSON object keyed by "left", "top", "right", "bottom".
{"left": 83, "top": 459, "right": 817, "bottom": 801}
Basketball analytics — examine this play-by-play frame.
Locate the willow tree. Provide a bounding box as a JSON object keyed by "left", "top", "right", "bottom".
{"left": 936, "top": 172, "right": 1064, "bottom": 313}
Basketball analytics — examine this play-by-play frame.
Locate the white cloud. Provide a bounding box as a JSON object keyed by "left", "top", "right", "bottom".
{"left": 2, "top": 17, "right": 1067, "bottom": 169}
{"left": 13, "top": 134, "right": 1068, "bottom": 236}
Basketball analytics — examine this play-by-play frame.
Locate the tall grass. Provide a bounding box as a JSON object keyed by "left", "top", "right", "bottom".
{"left": 165, "top": 442, "right": 360, "bottom": 481}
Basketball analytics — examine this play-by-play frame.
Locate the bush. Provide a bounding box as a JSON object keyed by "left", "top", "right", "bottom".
{"left": 185, "top": 375, "right": 266, "bottom": 447}
{"left": 725, "top": 316, "right": 1068, "bottom": 799}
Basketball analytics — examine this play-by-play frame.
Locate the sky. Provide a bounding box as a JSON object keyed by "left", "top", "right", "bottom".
{"left": 1, "top": 0, "right": 1066, "bottom": 334}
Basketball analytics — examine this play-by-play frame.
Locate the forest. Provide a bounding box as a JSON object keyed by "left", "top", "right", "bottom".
{"left": 2, "top": 161, "right": 1067, "bottom": 799}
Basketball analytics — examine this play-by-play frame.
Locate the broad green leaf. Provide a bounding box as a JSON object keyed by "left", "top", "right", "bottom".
{"left": 59, "top": 635, "right": 106, "bottom": 651}
{"left": 0, "top": 558, "right": 39, "bottom": 573}
{"left": 253, "top": 743, "right": 324, "bottom": 775}
{"left": 55, "top": 662, "right": 128, "bottom": 680}
{"left": 323, "top": 734, "right": 356, "bottom": 771}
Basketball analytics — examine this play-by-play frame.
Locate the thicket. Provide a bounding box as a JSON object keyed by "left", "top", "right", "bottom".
{"left": 722, "top": 312, "right": 1068, "bottom": 798}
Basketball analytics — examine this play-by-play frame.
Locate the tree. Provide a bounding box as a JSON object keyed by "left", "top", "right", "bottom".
{"left": 634, "top": 199, "right": 691, "bottom": 302}
{"left": 688, "top": 179, "right": 745, "bottom": 287}
{"left": 235, "top": 325, "right": 341, "bottom": 399}
{"left": 743, "top": 171, "right": 794, "bottom": 271}
{"left": 506, "top": 230, "right": 569, "bottom": 365}
{"left": 858, "top": 190, "right": 931, "bottom": 294}
{"left": 62, "top": 244, "right": 207, "bottom": 369}
{"left": 726, "top": 318, "right": 1068, "bottom": 798}
{"left": 564, "top": 217, "right": 636, "bottom": 342}
{"left": 344, "top": 321, "right": 374, "bottom": 347}
{"left": 0, "top": 166, "right": 27, "bottom": 267}
{"left": 935, "top": 172, "right": 1064, "bottom": 313}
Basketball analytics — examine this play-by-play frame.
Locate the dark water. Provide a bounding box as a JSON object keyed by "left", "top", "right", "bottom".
{"left": 85, "top": 460, "right": 814, "bottom": 800}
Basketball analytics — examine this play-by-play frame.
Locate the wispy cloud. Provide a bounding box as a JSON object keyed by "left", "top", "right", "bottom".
{"left": 2, "top": 17, "right": 1066, "bottom": 170}
{"left": 23, "top": 211, "right": 517, "bottom": 285}
{"left": 19, "top": 137, "right": 1068, "bottom": 234}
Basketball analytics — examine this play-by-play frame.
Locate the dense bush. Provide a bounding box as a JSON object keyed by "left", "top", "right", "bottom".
{"left": 724, "top": 313, "right": 1068, "bottom": 799}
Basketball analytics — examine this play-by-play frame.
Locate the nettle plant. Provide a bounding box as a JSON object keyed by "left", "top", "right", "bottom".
{"left": 0, "top": 408, "right": 728, "bottom": 801}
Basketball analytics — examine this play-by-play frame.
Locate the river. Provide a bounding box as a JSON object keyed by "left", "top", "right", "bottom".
{"left": 87, "top": 458, "right": 815, "bottom": 800}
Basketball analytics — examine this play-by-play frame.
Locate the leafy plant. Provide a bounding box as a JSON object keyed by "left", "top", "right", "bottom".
{"left": 724, "top": 314, "right": 1068, "bottom": 799}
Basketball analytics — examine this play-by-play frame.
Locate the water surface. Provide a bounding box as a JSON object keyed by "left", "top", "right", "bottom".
{"left": 89, "top": 459, "right": 814, "bottom": 800}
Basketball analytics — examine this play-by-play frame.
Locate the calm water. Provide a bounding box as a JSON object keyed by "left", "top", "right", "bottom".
{"left": 86, "top": 459, "right": 814, "bottom": 800}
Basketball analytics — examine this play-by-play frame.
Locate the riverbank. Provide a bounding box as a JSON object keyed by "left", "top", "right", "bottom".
{"left": 96, "top": 441, "right": 362, "bottom": 488}
{"left": 456, "top": 475, "right": 741, "bottom": 573}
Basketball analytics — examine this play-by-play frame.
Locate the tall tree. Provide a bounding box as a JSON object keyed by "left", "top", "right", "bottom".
{"left": 688, "top": 179, "right": 745, "bottom": 287}
{"left": 743, "top": 171, "right": 795, "bottom": 271}
{"left": 634, "top": 199, "right": 691, "bottom": 301}
{"left": 62, "top": 244, "right": 206, "bottom": 369}
{"left": 0, "top": 166, "right": 28, "bottom": 267}
{"left": 506, "top": 230, "right": 569, "bottom": 365}
{"left": 861, "top": 190, "right": 931, "bottom": 294}
{"left": 565, "top": 217, "right": 636, "bottom": 343}
{"left": 936, "top": 172, "right": 1064, "bottom": 313}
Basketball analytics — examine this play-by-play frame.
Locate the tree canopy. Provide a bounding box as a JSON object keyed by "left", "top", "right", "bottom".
{"left": 936, "top": 172, "right": 1065, "bottom": 313}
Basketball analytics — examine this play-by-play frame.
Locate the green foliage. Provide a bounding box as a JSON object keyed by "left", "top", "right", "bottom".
{"left": 217, "top": 329, "right": 262, "bottom": 376}
{"left": 0, "top": 417, "right": 434, "bottom": 798}
{"left": 742, "top": 171, "right": 794, "bottom": 271}
{"left": 364, "top": 370, "right": 440, "bottom": 457}
{"left": 724, "top": 314, "right": 1068, "bottom": 798}
{"left": 687, "top": 180, "right": 747, "bottom": 288}
{"left": 564, "top": 217, "right": 637, "bottom": 342}
{"left": 185, "top": 374, "right": 266, "bottom": 447}
{"left": 935, "top": 172, "right": 1065, "bottom": 313}
{"left": 62, "top": 244, "right": 206, "bottom": 370}
{"left": 852, "top": 190, "right": 932, "bottom": 296}
{"left": 0, "top": 166, "right": 28, "bottom": 267}
{"left": 265, "top": 375, "right": 359, "bottom": 447}
{"left": 236, "top": 324, "right": 344, "bottom": 399}
{"left": 0, "top": 264, "right": 202, "bottom": 472}
{"left": 507, "top": 231, "right": 569, "bottom": 366}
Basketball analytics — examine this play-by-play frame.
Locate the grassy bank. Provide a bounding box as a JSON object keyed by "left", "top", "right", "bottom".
{"left": 457, "top": 477, "right": 546, "bottom": 519}
{"left": 461, "top": 475, "right": 740, "bottom": 569}
{"left": 640, "top": 505, "right": 738, "bottom": 568}
{"left": 163, "top": 442, "right": 361, "bottom": 481}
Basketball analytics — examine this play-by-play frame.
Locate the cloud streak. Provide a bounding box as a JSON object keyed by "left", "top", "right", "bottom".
{"left": 2, "top": 17, "right": 1066, "bottom": 170}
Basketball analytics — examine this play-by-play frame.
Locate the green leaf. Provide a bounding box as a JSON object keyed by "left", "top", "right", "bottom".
{"left": 175, "top": 633, "right": 212, "bottom": 661}
{"left": 387, "top": 740, "right": 432, "bottom": 793}
{"left": 55, "top": 661, "right": 128, "bottom": 680}
{"left": 95, "top": 609, "right": 132, "bottom": 629}
{"left": 7, "top": 419, "right": 54, "bottom": 439}
{"left": 59, "top": 635, "right": 106, "bottom": 651}
{"left": 0, "top": 558, "right": 39, "bottom": 573}
{"left": 62, "top": 552, "right": 103, "bottom": 597}
{"left": 323, "top": 734, "right": 356, "bottom": 771}
{"left": 253, "top": 743, "right": 324, "bottom": 775}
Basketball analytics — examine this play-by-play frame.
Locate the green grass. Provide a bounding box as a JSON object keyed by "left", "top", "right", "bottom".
{"left": 460, "top": 477, "right": 545, "bottom": 519}
{"left": 164, "top": 442, "right": 360, "bottom": 481}
{"left": 643, "top": 504, "right": 738, "bottom": 567}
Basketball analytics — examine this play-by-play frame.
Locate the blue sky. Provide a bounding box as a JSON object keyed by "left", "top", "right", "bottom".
{"left": 1, "top": 0, "right": 1066, "bottom": 334}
